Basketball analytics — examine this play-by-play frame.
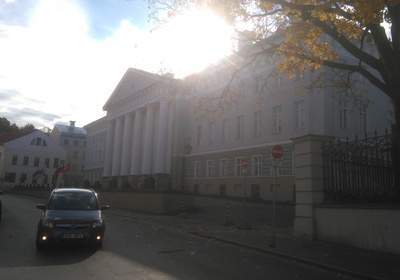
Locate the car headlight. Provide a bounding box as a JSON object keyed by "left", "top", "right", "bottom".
{"left": 92, "top": 219, "right": 103, "bottom": 228}
{"left": 41, "top": 219, "right": 54, "bottom": 228}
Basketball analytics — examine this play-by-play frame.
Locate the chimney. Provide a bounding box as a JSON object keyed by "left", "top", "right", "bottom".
{"left": 69, "top": 121, "right": 76, "bottom": 127}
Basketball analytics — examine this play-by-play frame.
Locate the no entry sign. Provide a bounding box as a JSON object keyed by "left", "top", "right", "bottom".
{"left": 271, "top": 145, "right": 283, "bottom": 159}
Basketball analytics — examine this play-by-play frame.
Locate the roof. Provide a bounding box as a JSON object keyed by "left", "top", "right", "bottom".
{"left": 54, "top": 124, "right": 87, "bottom": 136}
{"left": 0, "top": 130, "right": 37, "bottom": 145}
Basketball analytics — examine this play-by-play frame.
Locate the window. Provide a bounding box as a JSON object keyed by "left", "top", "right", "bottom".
{"left": 294, "top": 100, "right": 305, "bottom": 129}
{"left": 222, "top": 119, "right": 229, "bottom": 142}
{"left": 254, "top": 111, "right": 262, "bottom": 137}
{"left": 197, "top": 125, "right": 202, "bottom": 146}
{"left": 275, "top": 73, "right": 283, "bottom": 87}
{"left": 12, "top": 155, "right": 18, "bottom": 165}
{"left": 34, "top": 157, "right": 40, "bottom": 167}
{"left": 237, "top": 115, "right": 244, "bottom": 140}
{"left": 5, "top": 172, "right": 16, "bottom": 183}
{"left": 208, "top": 122, "right": 215, "bottom": 144}
{"left": 74, "top": 140, "right": 79, "bottom": 146}
{"left": 20, "top": 173, "right": 27, "bottom": 183}
{"left": 220, "top": 158, "right": 228, "bottom": 177}
{"left": 340, "top": 100, "right": 349, "bottom": 129}
{"left": 252, "top": 155, "right": 262, "bottom": 176}
{"left": 206, "top": 160, "right": 214, "bottom": 177}
{"left": 54, "top": 158, "right": 60, "bottom": 168}
{"left": 45, "top": 158, "right": 50, "bottom": 168}
{"left": 234, "top": 157, "right": 244, "bottom": 176}
{"left": 73, "top": 151, "right": 78, "bottom": 159}
{"left": 64, "top": 139, "right": 69, "bottom": 145}
{"left": 194, "top": 161, "right": 201, "bottom": 178}
{"left": 360, "top": 104, "right": 368, "bottom": 132}
{"left": 23, "top": 156, "right": 29, "bottom": 166}
{"left": 273, "top": 106, "right": 282, "bottom": 133}
{"left": 31, "top": 137, "right": 46, "bottom": 146}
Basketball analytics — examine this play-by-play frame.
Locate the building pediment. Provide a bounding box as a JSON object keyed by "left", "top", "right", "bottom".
{"left": 103, "top": 68, "right": 174, "bottom": 111}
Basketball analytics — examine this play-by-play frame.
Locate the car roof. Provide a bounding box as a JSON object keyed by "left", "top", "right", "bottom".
{"left": 52, "top": 188, "right": 95, "bottom": 194}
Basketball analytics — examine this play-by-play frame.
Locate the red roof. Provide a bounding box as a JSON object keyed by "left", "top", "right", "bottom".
{"left": 0, "top": 130, "right": 36, "bottom": 145}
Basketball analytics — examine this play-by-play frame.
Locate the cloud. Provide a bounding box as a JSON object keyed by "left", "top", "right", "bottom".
{"left": 0, "top": 0, "right": 141, "bottom": 128}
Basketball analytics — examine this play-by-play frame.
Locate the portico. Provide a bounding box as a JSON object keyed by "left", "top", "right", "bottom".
{"left": 101, "top": 69, "right": 183, "bottom": 189}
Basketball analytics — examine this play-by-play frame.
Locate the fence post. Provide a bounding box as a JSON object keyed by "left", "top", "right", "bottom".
{"left": 291, "top": 134, "right": 335, "bottom": 239}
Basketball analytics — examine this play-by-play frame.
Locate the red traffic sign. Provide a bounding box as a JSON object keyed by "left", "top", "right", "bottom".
{"left": 271, "top": 145, "right": 283, "bottom": 159}
{"left": 242, "top": 159, "right": 248, "bottom": 169}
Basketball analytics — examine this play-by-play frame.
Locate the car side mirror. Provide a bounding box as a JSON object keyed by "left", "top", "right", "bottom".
{"left": 36, "top": 204, "right": 46, "bottom": 210}
{"left": 100, "top": 205, "right": 109, "bottom": 211}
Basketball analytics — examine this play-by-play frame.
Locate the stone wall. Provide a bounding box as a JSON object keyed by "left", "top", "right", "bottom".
{"left": 10, "top": 189, "right": 194, "bottom": 215}
{"left": 315, "top": 206, "right": 400, "bottom": 255}
{"left": 292, "top": 134, "right": 400, "bottom": 255}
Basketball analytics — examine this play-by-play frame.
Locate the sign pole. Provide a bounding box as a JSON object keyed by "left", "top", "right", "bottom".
{"left": 237, "top": 159, "right": 251, "bottom": 229}
{"left": 271, "top": 165, "right": 277, "bottom": 247}
{"left": 270, "top": 145, "right": 283, "bottom": 248}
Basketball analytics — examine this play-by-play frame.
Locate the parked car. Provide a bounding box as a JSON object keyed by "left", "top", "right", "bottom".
{"left": 35, "top": 188, "right": 109, "bottom": 250}
{"left": 0, "top": 190, "right": 3, "bottom": 223}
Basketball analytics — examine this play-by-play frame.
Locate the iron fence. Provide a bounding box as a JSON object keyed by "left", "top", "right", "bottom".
{"left": 322, "top": 131, "right": 397, "bottom": 203}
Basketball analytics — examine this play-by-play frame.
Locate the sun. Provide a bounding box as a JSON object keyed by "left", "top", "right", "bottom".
{"left": 154, "top": 10, "right": 234, "bottom": 77}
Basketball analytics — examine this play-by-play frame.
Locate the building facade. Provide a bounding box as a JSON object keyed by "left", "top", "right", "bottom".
{"left": 50, "top": 121, "right": 87, "bottom": 187}
{"left": 0, "top": 130, "right": 67, "bottom": 189}
{"left": 84, "top": 69, "right": 188, "bottom": 190}
{"left": 83, "top": 38, "right": 394, "bottom": 201}
{"left": 84, "top": 117, "right": 107, "bottom": 186}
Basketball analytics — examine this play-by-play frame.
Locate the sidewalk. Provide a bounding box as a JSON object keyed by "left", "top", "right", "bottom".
{"left": 106, "top": 196, "right": 400, "bottom": 280}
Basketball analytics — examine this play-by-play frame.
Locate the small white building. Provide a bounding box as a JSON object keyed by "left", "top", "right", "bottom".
{"left": 50, "top": 121, "right": 87, "bottom": 187}
{"left": 0, "top": 130, "right": 67, "bottom": 189}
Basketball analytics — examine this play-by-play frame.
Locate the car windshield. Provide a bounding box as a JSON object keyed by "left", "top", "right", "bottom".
{"left": 47, "top": 192, "right": 99, "bottom": 210}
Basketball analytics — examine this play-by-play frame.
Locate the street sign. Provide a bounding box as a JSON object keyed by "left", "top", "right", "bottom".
{"left": 271, "top": 145, "right": 283, "bottom": 159}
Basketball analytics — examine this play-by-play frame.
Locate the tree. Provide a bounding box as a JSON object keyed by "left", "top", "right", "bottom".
{"left": 0, "top": 117, "right": 35, "bottom": 134}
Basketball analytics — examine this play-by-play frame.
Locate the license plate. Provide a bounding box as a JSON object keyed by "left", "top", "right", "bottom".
{"left": 63, "top": 233, "right": 83, "bottom": 239}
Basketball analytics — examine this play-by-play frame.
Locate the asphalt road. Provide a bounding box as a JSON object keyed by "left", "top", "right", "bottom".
{"left": 0, "top": 194, "right": 358, "bottom": 280}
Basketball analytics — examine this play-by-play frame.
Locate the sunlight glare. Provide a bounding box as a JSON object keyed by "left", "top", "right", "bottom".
{"left": 153, "top": 10, "right": 233, "bottom": 77}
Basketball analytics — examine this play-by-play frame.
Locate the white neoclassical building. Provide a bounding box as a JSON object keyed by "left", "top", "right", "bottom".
{"left": 84, "top": 69, "right": 188, "bottom": 190}
{"left": 84, "top": 37, "right": 394, "bottom": 201}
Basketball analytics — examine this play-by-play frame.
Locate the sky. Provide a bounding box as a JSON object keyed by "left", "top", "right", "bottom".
{"left": 0, "top": 0, "right": 233, "bottom": 129}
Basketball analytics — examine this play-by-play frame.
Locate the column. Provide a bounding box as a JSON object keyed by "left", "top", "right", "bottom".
{"left": 111, "top": 116, "right": 123, "bottom": 176}
{"left": 155, "top": 100, "right": 169, "bottom": 173}
{"left": 103, "top": 119, "right": 115, "bottom": 177}
{"left": 130, "top": 110, "right": 143, "bottom": 175}
{"left": 142, "top": 105, "right": 155, "bottom": 174}
{"left": 120, "top": 113, "right": 133, "bottom": 176}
